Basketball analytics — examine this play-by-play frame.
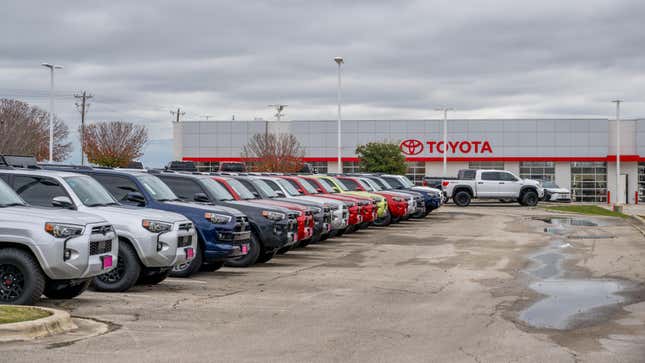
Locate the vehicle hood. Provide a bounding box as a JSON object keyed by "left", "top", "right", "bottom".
{"left": 523, "top": 179, "right": 542, "bottom": 187}
{"left": 90, "top": 205, "right": 188, "bottom": 223}
{"left": 410, "top": 186, "right": 442, "bottom": 195}
{"left": 293, "top": 195, "right": 344, "bottom": 207}
{"left": 164, "top": 200, "right": 245, "bottom": 216}
{"left": 228, "top": 200, "right": 293, "bottom": 213}
{"left": 2, "top": 206, "right": 107, "bottom": 225}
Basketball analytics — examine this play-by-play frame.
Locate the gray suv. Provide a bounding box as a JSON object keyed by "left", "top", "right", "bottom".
{"left": 0, "top": 179, "right": 118, "bottom": 305}
{"left": 0, "top": 169, "right": 198, "bottom": 292}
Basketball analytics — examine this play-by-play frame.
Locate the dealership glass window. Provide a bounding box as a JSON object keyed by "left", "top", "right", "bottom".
{"left": 406, "top": 161, "right": 426, "bottom": 185}
{"left": 519, "top": 161, "right": 555, "bottom": 182}
{"left": 468, "top": 161, "right": 504, "bottom": 170}
{"left": 309, "top": 161, "right": 328, "bottom": 174}
{"left": 342, "top": 161, "right": 361, "bottom": 174}
{"left": 570, "top": 162, "right": 607, "bottom": 203}
{"left": 639, "top": 163, "right": 645, "bottom": 203}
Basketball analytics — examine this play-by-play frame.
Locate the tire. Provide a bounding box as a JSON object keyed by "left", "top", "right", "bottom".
{"left": 200, "top": 261, "right": 224, "bottom": 272}
{"left": 521, "top": 190, "right": 539, "bottom": 207}
{"left": 256, "top": 251, "right": 275, "bottom": 264}
{"left": 373, "top": 212, "right": 392, "bottom": 227}
{"left": 225, "top": 232, "right": 260, "bottom": 267}
{"left": 453, "top": 191, "right": 471, "bottom": 207}
{"left": 170, "top": 243, "right": 203, "bottom": 278}
{"left": 137, "top": 269, "right": 170, "bottom": 285}
{"left": 0, "top": 248, "right": 45, "bottom": 305}
{"left": 93, "top": 242, "right": 141, "bottom": 292}
{"left": 44, "top": 279, "right": 91, "bottom": 299}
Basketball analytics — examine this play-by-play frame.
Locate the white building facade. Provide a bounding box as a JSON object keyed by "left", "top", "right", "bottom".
{"left": 173, "top": 118, "right": 645, "bottom": 204}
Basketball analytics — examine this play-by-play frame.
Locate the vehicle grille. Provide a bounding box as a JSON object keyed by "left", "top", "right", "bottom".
{"left": 177, "top": 235, "right": 192, "bottom": 247}
{"left": 178, "top": 222, "right": 193, "bottom": 231}
{"left": 234, "top": 216, "right": 250, "bottom": 232}
{"left": 89, "top": 239, "right": 112, "bottom": 256}
{"left": 91, "top": 225, "right": 113, "bottom": 235}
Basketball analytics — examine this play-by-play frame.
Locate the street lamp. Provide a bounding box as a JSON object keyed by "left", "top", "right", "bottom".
{"left": 612, "top": 100, "right": 623, "bottom": 205}
{"left": 435, "top": 107, "right": 454, "bottom": 177}
{"left": 41, "top": 63, "right": 63, "bottom": 163}
{"left": 334, "top": 56, "right": 344, "bottom": 173}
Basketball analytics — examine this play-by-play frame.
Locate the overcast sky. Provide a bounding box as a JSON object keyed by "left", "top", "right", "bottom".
{"left": 1, "top": 0, "right": 644, "bottom": 166}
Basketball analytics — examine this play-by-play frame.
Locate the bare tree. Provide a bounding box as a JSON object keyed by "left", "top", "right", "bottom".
{"left": 0, "top": 98, "right": 72, "bottom": 161}
{"left": 242, "top": 133, "right": 304, "bottom": 172}
{"left": 82, "top": 121, "right": 148, "bottom": 167}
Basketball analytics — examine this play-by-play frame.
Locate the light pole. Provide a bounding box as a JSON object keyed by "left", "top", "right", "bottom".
{"left": 334, "top": 57, "right": 344, "bottom": 173}
{"left": 612, "top": 100, "right": 623, "bottom": 205}
{"left": 435, "top": 107, "right": 454, "bottom": 176}
{"left": 41, "top": 63, "right": 63, "bottom": 163}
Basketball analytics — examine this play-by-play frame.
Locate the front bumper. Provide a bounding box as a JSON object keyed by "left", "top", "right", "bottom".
{"left": 137, "top": 222, "right": 198, "bottom": 268}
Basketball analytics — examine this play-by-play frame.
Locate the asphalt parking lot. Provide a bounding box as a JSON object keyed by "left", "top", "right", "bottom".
{"left": 2, "top": 205, "right": 645, "bottom": 363}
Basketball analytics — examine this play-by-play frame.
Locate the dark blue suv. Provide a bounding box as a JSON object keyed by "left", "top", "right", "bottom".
{"left": 42, "top": 166, "right": 251, "bottom": 277}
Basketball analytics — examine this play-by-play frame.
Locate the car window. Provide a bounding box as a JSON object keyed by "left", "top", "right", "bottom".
{"left": 339, "top": 178, "right": 360, "bottom": 191}
{"left": 249, "top": 179, "right": 279, "bottom": 198}
{"left": 310, "top": 178, "right": 335, "bottom": 193}
{"left": 361, "top": 178, "right": 379, "bottom": 191}
{"left": 0, "top": 174, "right": 9, "bottom": 184}
{"left": 481, "top": 172, "right": 500, "bottom": 181}
{"left": 500, "top": 172, "right": 518, "bottom": 182}
{"left": 382, "top": 176, "right": 403, "bottom": 189}
{"left": 0, "top": 179, "right": 25, "bottom": 207}
{"left": 64, "top": 175, "right": 118, "bottom": 207}
{"left": 13, "top": 175, "right": 70, "bottom": 208}
{"left": 262, "top": 179, "right": 283, "bottom": 193}
{"left": 225, "top": 179, "right": 257, "bottom": 200}
{"left": 297, "top": 178, "right": 318, "bottom": 194}
{"left": 136, "top": 174, "right": 178, "bottom": 201}
{"left": 91, "top": 174, "right": 141, "bottom": 202}
{"left": 276, "top": 179, "right": 301, "bottom": 196}
{"left": 200, "top": 178, "right": 235, "bottom": 201}
{"left": 162, "top": 177, "right": 206, "bottom": 201}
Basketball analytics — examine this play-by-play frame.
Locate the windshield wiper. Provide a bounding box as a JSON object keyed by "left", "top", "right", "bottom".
{"left": 0, "top": 203, "right": 25, "bottom": 207}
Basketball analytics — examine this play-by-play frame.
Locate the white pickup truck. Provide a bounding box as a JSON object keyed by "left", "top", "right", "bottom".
{"left": 442, "top": 169, "right": 543, "bottom": 207}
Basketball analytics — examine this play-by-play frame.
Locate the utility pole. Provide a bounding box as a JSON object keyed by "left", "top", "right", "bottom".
{"left": 612, "top": 100, "right": 623, "bottom": 205}
{"left": 74, "top": 91, "right": 93, "bottom": 165}
{"left": 170, "top": 108, "right": 185, "bottom": 123}
{"left": 334, "top": 57, "right": 344, "bottom": 173}
{"left": 435, "top": 107, "right": 454, "bottom": 177}
{"left": 41, "top": 63, "right": 63, "bottom": 163}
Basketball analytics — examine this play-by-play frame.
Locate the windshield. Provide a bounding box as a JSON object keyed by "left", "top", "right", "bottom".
{"left": 0, "top": 179, "right": 26, "bottom": 207}
{"left": 136, "top": 174, "right": 179, "bottom": 201}
{"left": 251, "top": 179, "right": 279, "bottom": 198}
{"left": 359, "top": 178, "right": 381, "bottom": 191}
{"left": 297, "top": 178, "right": 318, "bottom": 194}
{"left": 382, "top": 176, "right": 403, "bottom": 189}
{"left": 372, "top": 177, "right": 392, "bottom": 189}
{"left": 329, "top": 177, "right": 349, "bottom": 191}
{"left": 226, "top": 179, "right": 257, "bottom": 200}
{"left": 201, "top": 178, "right": 235, "bottom": 201}
{"left": 65, "top": 176, "right": 118, "bottom": 207}
{"left": 542, "top": 181, "right": 558, "bottom": 188}
{"left": 277, "top": 179, "right": 301, "bottom": 196}
{"left": 399, "top": 176, "right": 415, "bottom": 187}
{"left": 315, "top": 178, "right": 336, "bottom": 193}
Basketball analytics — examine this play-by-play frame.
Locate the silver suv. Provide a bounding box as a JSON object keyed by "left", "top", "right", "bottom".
{"left": 0, "top": 179, "right": 118, "bottom": 305}
{"left": 0, "top": 169, "right": 197, "bottom": 293}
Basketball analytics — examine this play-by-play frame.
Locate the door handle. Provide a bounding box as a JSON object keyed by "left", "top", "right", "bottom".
{"left": 478, "top": 182, "right": 484, "bottom": 184}
{"left": 499, "top": 182, "right": 505, "bottom": 184}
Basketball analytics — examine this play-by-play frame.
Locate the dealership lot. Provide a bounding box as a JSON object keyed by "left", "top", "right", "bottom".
{"left": 2, "top": 206, "right": 644, "bottom": 362}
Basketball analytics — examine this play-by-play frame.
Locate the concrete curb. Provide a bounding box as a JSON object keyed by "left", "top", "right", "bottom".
{"left": 0, "top": 306, "right": 77, "bottom": 342}
{"left": 628, "top": 215, "right": 645, "bottom": 237}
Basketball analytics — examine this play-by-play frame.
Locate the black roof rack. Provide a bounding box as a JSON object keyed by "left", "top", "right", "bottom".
{"left": 40, "top": 163, "right": 95, "bottom": 171}
{"left": 0, "top": 155, "right": 41, "bottom": 169}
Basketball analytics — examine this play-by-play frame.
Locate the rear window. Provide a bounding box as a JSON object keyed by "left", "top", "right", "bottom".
{"left": 458, "top": 169, "right": 476, "bottom": 180}
{"left": 481, "top": 172, "right": 500, "bottom": 181}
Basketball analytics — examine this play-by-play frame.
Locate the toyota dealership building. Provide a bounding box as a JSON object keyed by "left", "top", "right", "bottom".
{"left": 173, "top": 118, "right": 645, "bottom": 204}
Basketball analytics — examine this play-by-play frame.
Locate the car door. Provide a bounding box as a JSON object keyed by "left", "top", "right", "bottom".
{"left": 498, "top": 172, "right": 522, "bottom": 197}
{"left": 477, "top": 172, "right": 500, "bottom": 198}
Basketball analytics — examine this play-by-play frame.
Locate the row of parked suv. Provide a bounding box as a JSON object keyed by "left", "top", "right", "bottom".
{"left": 0, "top": 156, "right": 442, "bottom": 305}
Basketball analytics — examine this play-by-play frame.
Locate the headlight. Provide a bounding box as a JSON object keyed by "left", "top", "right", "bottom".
{"left": 45, "top": 223, "right": 84, "bottom": 239}
{"left": 262, "top": 210, "right": 286, "bottom": 221}
{"left": 142, "top": 220, "right": 173, "bottom": 233}
{"left": 204, "top": 212, "right": 232, "bottom": 224}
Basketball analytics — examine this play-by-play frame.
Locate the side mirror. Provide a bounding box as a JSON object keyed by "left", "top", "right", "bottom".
{"left": 316, "top": 188, "right": 323, "bottom": 193}
{"left": 297, "top": 188, "right": 304, "bottom": 194}
{"left": 276, "top": 191, "right": 285, "bottom": 197}
{"left": 52, "top": 196, "right": 74, "bottom": 209}
{"left": 252, "top": 191, "right": 260, "bottom": 198}
{"left": 126, "top": 192, "right": 146, "bottom": 205}
{"left": 333, "top": 187, "right": 341, "bottom": 193}
{"left": 193, "top": 192, "right": 210, "bottom": 203}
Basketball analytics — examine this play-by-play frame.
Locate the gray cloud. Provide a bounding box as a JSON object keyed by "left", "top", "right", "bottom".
{"left": 1, "top": 0, "right": 644, "bottom": 166}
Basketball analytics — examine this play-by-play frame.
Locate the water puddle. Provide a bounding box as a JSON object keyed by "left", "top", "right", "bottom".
{"left": 520, "top": 217, "right": 627, "bottom": 330}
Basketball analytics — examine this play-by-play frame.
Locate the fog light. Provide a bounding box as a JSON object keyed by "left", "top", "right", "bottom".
{"left": 64, "top": 249, "right": 72, "bottom": 261}
{"left": 157, "top": 241, "right": 163, "bottom": 251}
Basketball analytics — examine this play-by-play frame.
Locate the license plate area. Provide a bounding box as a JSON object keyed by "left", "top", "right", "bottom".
{"left": 101, "top": 255, "right": 113, "bottom": 269}
{"left": 185, "top": 247, "right": 195, "bottom": 260}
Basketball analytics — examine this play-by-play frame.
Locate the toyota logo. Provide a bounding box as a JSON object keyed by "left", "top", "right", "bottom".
{"left": 400, "top": 139, "right": 424, "bottom": 155}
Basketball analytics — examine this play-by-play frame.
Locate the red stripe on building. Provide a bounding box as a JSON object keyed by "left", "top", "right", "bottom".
{"left": 184, "top": 155, "right": 643, "bottom": 163}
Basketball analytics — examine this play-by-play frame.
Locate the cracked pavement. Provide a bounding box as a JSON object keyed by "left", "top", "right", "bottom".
{"left": 1, "top": 205, "right": 645, "bottom": 362}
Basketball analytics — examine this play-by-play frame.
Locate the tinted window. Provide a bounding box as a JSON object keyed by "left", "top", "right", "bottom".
{"left": 219, "top": 162, "right": 246, "bottom": 172}
{"left": 91, "top": 174, "right": 141, "bottom": 203}
{"left": 65, "top": 176, "right": 117, "bottom": 207}
{"left": 458, "top": 169, "right": 477, "bottom": 180}
{"left": 500, "top": 172, "right": 518, "bottom": 182}
{"left": 382, "top": 176, "right": 403, "bottom": 189}
{"left": 230, "top": 179, "right": 261, "bottom": 199}
{"left": 263, "top": 180, "right": 282, "bottom": 193}
{"left": 0, "top": 174, "right": 9, "bottom": 183}
{"left": 13, "top": 175, "right": 70, "bottom": 208}
{"left": 481, "top": 172, "right": 500, "bottom": 181}
{"left": 162, "top": 177, "right": 206, "bottom": 201}
{"left": 339, "top": 178, "right": 360, "bottom": 191}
